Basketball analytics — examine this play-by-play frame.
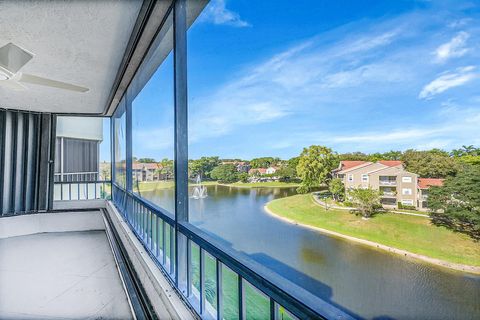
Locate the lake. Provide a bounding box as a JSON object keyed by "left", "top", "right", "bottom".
{"left": 142, "top": 184, "right": 480, "bottom": 319}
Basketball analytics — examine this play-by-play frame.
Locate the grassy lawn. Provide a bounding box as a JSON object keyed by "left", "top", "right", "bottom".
{"left": 225, "top": 181, "right": 300, "bottom": 188}
{"left": 267, "top": 194, "right": 480, "bottom": 267}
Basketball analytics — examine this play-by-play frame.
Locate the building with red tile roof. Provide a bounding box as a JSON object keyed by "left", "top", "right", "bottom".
{"left": 418, "top": 178, "right": 444, "bottom": 189}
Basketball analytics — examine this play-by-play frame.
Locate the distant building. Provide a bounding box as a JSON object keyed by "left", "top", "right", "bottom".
{"left": 132, "top": 162, "right": 159, "bottom": 182}
{"left": 333, "top": 160, "right": 443, "bottom": 210}
{"left": 248, "top": 168, "right": 267, "bottom": 175}
{"left": 266, "top": 166, "right": 279, "bottom": 175}
{"left": 417, "top": 178, "right": 444, "bottom": 210}
{"left": 223, "top": 161, "right": 250, "bottom": 172}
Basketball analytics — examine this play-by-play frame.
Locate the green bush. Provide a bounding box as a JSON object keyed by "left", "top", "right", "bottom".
{"left": 397, "top": 202, "right": 416, "bottom": 210}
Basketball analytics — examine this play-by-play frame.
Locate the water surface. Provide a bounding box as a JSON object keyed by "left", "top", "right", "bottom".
{"left": 142, "top": 185, "right": 480, "bottom": 319}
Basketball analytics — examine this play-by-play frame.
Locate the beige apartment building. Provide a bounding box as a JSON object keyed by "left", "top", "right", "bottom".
{"left": 333, "top": 160, "right": 424, "bottom": 209}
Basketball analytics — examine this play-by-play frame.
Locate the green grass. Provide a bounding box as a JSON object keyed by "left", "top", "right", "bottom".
{"left": 267, "top": 194, "right": 480, "bottom": 267}
{"left": 224, "top": 181, "right": 300, "bottom": 188}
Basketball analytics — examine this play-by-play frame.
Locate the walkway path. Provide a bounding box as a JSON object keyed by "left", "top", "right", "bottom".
{"left": 313, "top": 194, "right": 429, "bottom": 217}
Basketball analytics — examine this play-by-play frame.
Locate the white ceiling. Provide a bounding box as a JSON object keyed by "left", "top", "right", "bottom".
{"left": 0, "top": 0, "right": 142, "bottom": 114}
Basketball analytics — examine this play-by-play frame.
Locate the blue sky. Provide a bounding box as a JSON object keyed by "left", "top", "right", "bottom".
{"left": 122, "top": 0, "right": 480, "bottom": 161}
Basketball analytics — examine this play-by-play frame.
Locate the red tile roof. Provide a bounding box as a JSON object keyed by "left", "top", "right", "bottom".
{"left": 132, "top": 163, "right": 158, "bottom": 170}
{"left": 339, "top": 161, "right": 368, "bottom": 171}
{"left": 378, "top": 160, "right": 403, "bottom": 167}
{"left": 418, "top": 178, "right": 444, "bottom": 189}
{"left": 249, "top": 168, "right": 267, "bottom": 174}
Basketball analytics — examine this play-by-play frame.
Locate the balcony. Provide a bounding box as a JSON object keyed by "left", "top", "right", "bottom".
{"left": 381, "top": 191, "right": 397, "bottom": 197}
{"left": 379, "top": 178, "right": 397, "bottom": 186}
{"left": 0, "top": 212, "right": 133, "bottom": 319}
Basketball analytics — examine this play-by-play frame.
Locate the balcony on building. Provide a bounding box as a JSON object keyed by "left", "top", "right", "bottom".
{"left": 379, "top": 176, "right": 397, "bottom": 186}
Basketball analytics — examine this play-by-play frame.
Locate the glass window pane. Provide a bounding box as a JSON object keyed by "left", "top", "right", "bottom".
{"left": 204, "top": 253, "right": 217, "bottom": 318}
{"left": 131, "top": 12, "right": 175, "bottom": 214}
{"left": 244, "top": 281, "right": 269, "bottom": 320}
{"left": 113, "top": 99, "right": 126, "bottom": 188}
{"left": 165, "top": 223, "right": 172, "bottom": 270}
{"left": 157, "top": 218, "right": 164, "bottom": 259}
{"left": 186, "top": 1, "right": 480, "bottom": 319}
{"left": 190, "top": 242, "right": 201, "bottom": 311}
{"left": 54, "top": 116, "right": 110, "bottom": 201}
{"left": 275, "top": 303, "right": 297, "bottom": 320}
{"left": 221, "top": 264, "right": 239, "bottom": 320}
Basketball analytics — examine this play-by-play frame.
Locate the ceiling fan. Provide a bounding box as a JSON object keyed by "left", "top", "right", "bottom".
{"left": 0, "top": 42, "right": 89, "bottom": 93}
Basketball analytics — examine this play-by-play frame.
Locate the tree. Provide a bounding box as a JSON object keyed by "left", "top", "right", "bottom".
{"left": 157, "top": 158, "right": 174, "bottom": 181}
{"left": 189, "top": 156, "right": 221, "bottom": 180}
{"left": 339, "top": 152, "right": 369, "bottom": 161}
{"left": 296, "top": 145, "right": 339, "bottom": 193}
{"left": 210, "top": 164, "right": 239, "bottom": 183}
{"left": 456, "top": 155, "right": 480, "bottom": 166}
{"left": 238, "top": 172, "right": 249, "bottom": 183}
{"left": 329, "top": 178, "right": 345, "bottom": 201}
{"left": 428, "top": 165, "right": 480, "bottom": 240}
{"left": 250, "top": 157, "right": 280, "bottom": 168}
{"left": 348, "top": 188, "right": 381, "bottom": 218}
{"left": 451, "top": 145, "right": 480, "bottom": 157}
{"left": 379, "top": 150, "right": 403, "bottom": 160}
{"left": 402, "top": 149, "right": 458, "bottom": 178}
{"left": 138, "top": 158, "right": 156, "bottom": 163}
{"left": 276, "top": 157, "right": 300, "bottom": 182}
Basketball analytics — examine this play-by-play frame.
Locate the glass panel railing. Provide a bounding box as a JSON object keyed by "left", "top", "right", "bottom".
{"left": 244, "top": 280, "right": 270, "bottom": 320}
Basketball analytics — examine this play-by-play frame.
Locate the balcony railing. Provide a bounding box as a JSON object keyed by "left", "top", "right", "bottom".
{"left": 54, "top": 180, "right": 111, "bottom": 201}
{"left": 381, "top": 191, "right": 397, "bottom": 197}
{"left": 112, "top": 183, "right": 353, "bottom": 320}
{"left": 379, "top": 180, "right": 397, "bottom": 186}
{"left": 54, "top": 172, "right": 100, "bottom": 182}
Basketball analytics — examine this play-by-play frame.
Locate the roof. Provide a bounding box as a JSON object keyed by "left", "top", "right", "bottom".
{"left": 418, "top": 178, "right": 444, "bottom": 189}
{"left": 378, "top": 160, "right": 403, "bottom": 167}
{"left": 132, "top": 162, "right": 158, "bottom": 170}
{"left": 338, "top": 161, "right": 368, "bottom": 171}
{"left": 249, "top": 168, "right": 267, "bottom": 174}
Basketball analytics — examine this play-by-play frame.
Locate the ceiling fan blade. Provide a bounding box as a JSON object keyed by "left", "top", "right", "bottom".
{"left": 19, "top": 73, "right": 89, "bottom": 93}
{"left": 0, "top": 43, "right": 34, "bottom": 74}
{"left": 0, "top": 79, "right": 26, "bottom": 91}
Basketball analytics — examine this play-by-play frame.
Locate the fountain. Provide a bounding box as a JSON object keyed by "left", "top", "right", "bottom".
{"left": 192, "top": 174, "right": 208, "bottom": 199}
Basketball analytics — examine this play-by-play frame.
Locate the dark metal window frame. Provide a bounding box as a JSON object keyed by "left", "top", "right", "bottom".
{"left": 108, "top": 1, "right": 353, "bottom": 319}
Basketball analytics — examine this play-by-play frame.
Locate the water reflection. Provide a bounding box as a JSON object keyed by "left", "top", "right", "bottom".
{"left": 142, "top": 185, "right": 480, "bottom": 319}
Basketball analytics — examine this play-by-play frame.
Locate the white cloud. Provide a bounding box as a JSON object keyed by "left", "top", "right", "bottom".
{"left": 199, "top": 0, "right": 250, "bottom": 27}
{"left": 331, "top": 128, "right": 444, "bottom": 144}
{"left": 418, "top": 66, "right": 478, "bottom": 99}
{"left": 434, "top": 31, "right": 470, "bottom": 62}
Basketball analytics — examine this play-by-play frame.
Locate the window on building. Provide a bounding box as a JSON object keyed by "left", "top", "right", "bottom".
{"left": 362, "top": 174, "right": 369, "bottom": 182}
{"left": 402, "top": 176, "right": 412, "bottom": 183}
{"left": 401, "top": 199, "right": 414, "bottom": 206}
{"left": 348, "top": 174, "right": 354, "bottom": 182}
{"left": 402, "top": 188, "right": 412, "bottom": 195}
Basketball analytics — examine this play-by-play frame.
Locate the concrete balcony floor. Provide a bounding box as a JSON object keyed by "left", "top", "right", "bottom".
{"left": 0, "top": 230, "right": 133, "bottom": 320}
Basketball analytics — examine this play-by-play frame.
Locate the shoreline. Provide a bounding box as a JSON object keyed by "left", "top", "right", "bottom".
{"left": 263, "top": 203, "right": 480, "bottom": 275}
{"left": 218, "top": 183, "right": 300, "bottom": 189}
